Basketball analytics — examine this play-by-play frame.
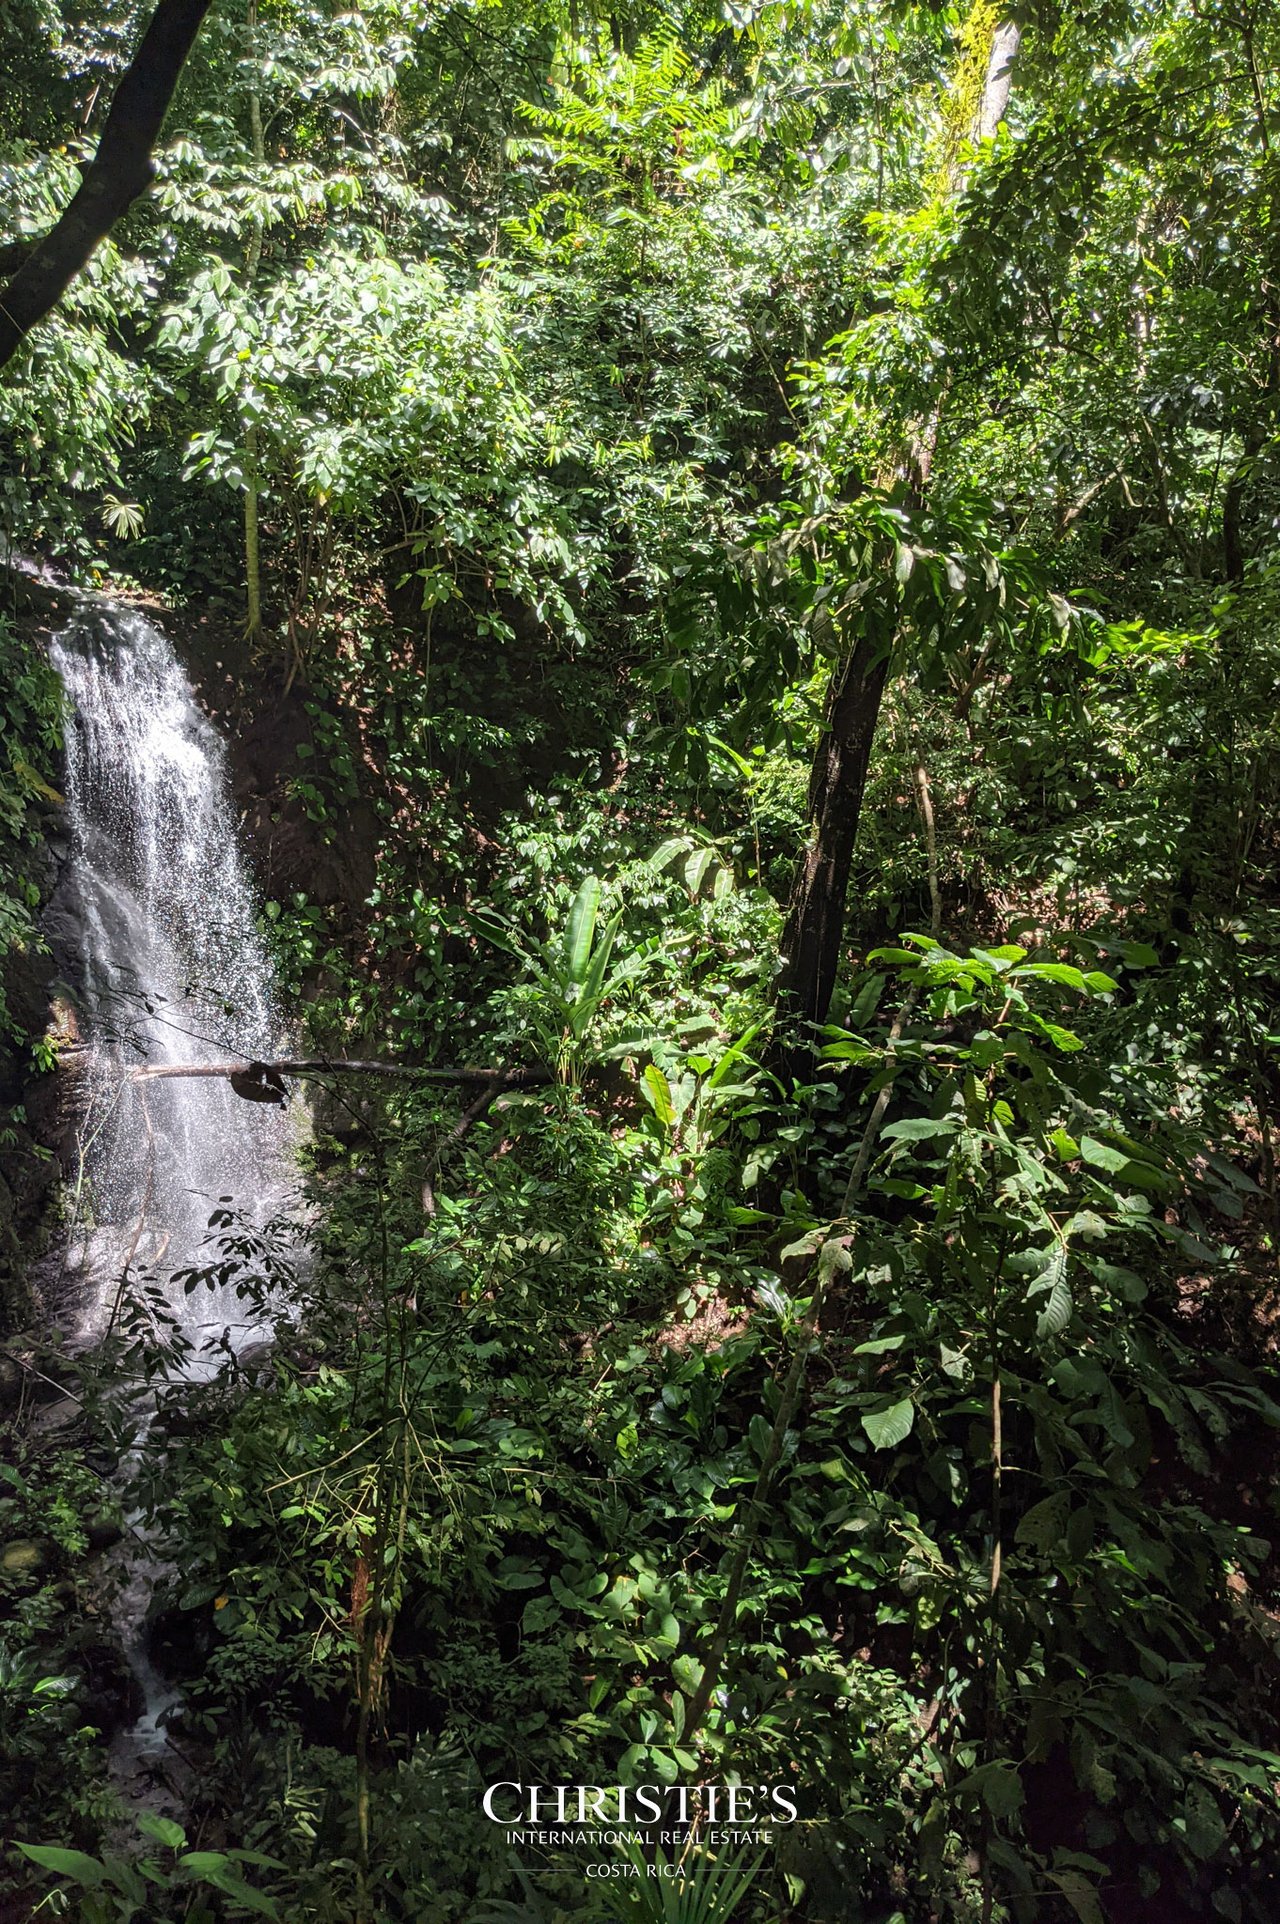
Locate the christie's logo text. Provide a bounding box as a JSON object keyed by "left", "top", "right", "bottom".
{"left": 482, "top": 1782, "right": 797, "bottom": 1847}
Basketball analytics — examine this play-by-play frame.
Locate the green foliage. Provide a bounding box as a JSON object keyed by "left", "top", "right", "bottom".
{"left": 8, "top": 0, "right": 1280, "bottom": 1919}
{"left": 17, "top": 1816, "right": 283, "bottom": 1921}
{"left": 0, "top": 1437, "right": 124, "bottom": 1877}
{"left": 0, "top": 611, "right": 62, "bottom": 1043}
{"left": 795, "top": 936, "right": 1280, "bottom": 1908}
{"left": 471, "top": 872, "right": 653, "bottom": 1079}
{"left": 601, "top": 1836, "right": 762, "bottom": 1924}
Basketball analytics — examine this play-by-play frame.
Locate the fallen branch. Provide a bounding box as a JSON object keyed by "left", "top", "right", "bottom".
{"left": 128, "top": 1059, "right": 550, "bottom": 1087}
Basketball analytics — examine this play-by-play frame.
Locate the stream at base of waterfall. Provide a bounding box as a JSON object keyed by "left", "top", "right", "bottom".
{"left": 43, "top": 599, "right": 300, "bottom": 1800}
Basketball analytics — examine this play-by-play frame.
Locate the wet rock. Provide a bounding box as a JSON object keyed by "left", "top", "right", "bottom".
{"left": 29, "top": 1394, "right": 84, "bottom": 1439}
{"left": 3, "top": 1337, "right": 80, "bottom": 1403}
{"left": 150, "top": 1602, "right": 211, "bottom": 1681}
{"left": 1, "top": 1537, "right": 51, "bottom": 1581}
{"left": 0, "top": 1352, "right": 23, "bottom": 1409}
{"left": 39, "top": 889, "right": 87, "bottom": 985}
{"left": 309, "top": 1084, "right": 370, "bottom": 1145}
{"left": 235, "top": 1341, "right": 274, "bottom": 1381}
{"left": 85, "top": 1508, "right": 125, "bottom": 1554}
{"left": 149, "top": 1405, "right": 207, "bottom": 1442}
{"left": 77, "top": 1639, "right": 145, "bottom": 1735}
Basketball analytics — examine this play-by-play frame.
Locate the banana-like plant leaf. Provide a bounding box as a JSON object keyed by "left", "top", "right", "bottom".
{"left": 564, "top": 873, "right": 602, "bottom": 984}
{"left": 573, "top": 906, "right": 623, "bottom": 1034}
{"left": 468, "top": 910, "right": 530, "bottom": 964}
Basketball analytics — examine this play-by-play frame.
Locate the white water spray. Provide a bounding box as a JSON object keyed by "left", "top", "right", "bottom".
{"left": 47, "top": 600, "right": 298, "bottom": 1782}
{"left": 51, "top": 601, "right": 294, "bottom": 1361}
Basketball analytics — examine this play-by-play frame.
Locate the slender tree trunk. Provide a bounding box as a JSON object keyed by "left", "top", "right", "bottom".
{"left": 976, "top": 22, "right": 1021, "bottom": 140}
{"left": 244, "top": 455, "right": 263, "bottom": 635}
{"left": 775, "top": 629, "right": 892, "bottom": 1052}
{"left": 1222, "top": 430, "right": 1261, "bottom": 583}
{"left": 773, "top": 14, "right": 1020, "bottom": 1060}
{"left": 0, "top": 0, "right": 213, "bottom": 372}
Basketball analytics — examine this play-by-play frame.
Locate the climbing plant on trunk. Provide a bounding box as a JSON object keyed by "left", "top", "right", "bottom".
{"left": 774, "top": 3, "right": 1024, "bottom": 1052}
{"left": 762, "top": 493, "right": 1049, "bottom": 1062}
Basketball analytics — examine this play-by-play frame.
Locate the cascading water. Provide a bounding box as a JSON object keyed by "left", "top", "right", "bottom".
{"left": 45, "top": 599, "right": 297, "bottom": 1784}
{"left": 50, "top": 601, "right": 294, "bottom": 1356}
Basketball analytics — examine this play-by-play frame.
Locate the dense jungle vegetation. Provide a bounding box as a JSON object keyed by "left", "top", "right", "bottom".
{"left": 4, "top": 0, "right": 1280, "bottom": 1920}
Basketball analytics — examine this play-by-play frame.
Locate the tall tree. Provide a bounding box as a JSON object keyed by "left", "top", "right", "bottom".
{"left": 775, "top": 9, "right": 1022, "bottom": 1052}
{"left": 0, "top": 0, "right": 213, "bottom": 373}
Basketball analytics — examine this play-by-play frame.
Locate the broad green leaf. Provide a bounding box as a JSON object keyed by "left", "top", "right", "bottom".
{"left": 861, "top": 1398, "right": 915, "bottom": 1449}
{"left": 1080, "top": 1136, "right": 1169, "bottom": 1191}
{"left": 1048, "top": 1868, "right": 1107, "bottom": 1924}
{"left": 641, "top": 1064, "right": 675, "bottom": 1128}
{"left": 1177, "top": 1782, "right": 1227, "bottom": 1861}
{"left": 15, "top": 1846, "right": 107, "bottom": 1886}
{"left": 1015, "top": 1490, "right": 1071, "bottom": 1549}
{"left": 953, "top": 1761, "right": 1025, "bottom": 1828}
{"left": 1016, "top": 962, "right": 1090, "bottom": 991}
{"left": 467, "top": 911, "right": 527, "bottom": 963}
{"left": 1036, "top": 1273, "right": 1073, "bottom": 1339}
{"left": 496, "top": 1568, "right": 542, "bottom": 1590}
{"left": 522, "top": 1594, "right": 561, "bottom": 1634}
{"left": 648, "top": 835, "right": 692, "bottom": 871}
{"left": 962, "top": 1761, "right": 1025, "bottom": 1819}
{"left": 564, "top": 874, "right": 601, "bottom": 984}
{"left": 198, "top": 1869, "right": 280, "bottom": 1917}
{"left": 881, "top": 1116, "right": 958, "bottom": 1142}
{"left": 707, "top": 1017, "right": 767, "bottom": 1089}
{"left": 1027, "top": 1248, "right": 1072, "bottom": 1338}
{"left": 672, "top": 1653, "right": 704, "bottom": 1695}
{"left": 817, "top": 1237, "right": 853, "bottom": 1283}
{"left": 653, "top": 1611, "right": 680, "bottom": 1652}
{"left": 137, "top": 1813, "right": 186, "bottom": 1851}
{"left": 573, "top": 910, "right": 624, "bottom": 1035}
{"left": 1084, "top": 1258, "right": 1147, "bottom": 1302}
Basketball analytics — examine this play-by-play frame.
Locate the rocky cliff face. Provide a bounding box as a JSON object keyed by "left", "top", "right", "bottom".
{"left": 0, "top": 951, "right": 64, "bottom": 1333}
{"left": 162, "top": 601, "right": 380, "bottom": 918}
{"left": 0, "top": 572, "right": 79, "bottom": 1332}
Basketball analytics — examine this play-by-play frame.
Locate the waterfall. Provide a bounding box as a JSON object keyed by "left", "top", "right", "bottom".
{"left": 49, "top": 601, "right": 294, "bottom": 1364}
{"left": 44, "top": 600, "right": 299, "bottom": 1780}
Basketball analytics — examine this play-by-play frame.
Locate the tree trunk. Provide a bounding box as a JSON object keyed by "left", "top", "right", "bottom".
{"left": 244, "top": 447, "right": 263, "bottom": 636}
{"left": 0, "top": 0, "right": 213, "bottom": 373}
{"left": 772, "top": 13, "right": 1021, "bottom": 1061}
{"left": 776, "top": 629, "right": 892, "bottom": 1052}
{"left": 976, "top": 22, "right": 1021, "bottom": 140}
